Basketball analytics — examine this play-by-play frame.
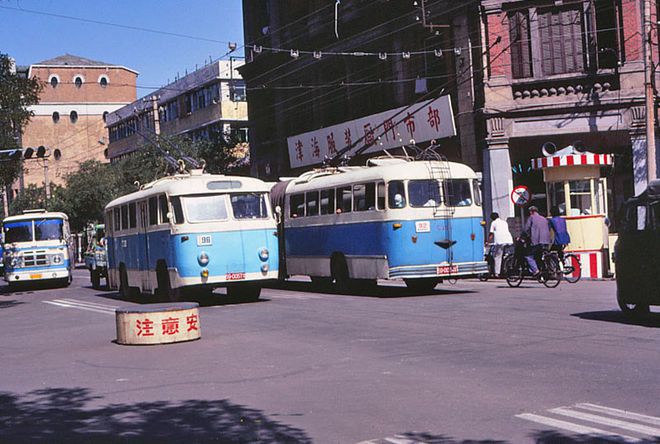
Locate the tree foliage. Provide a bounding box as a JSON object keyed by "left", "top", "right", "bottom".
{"left": 6, "top": 133, "right": 250, "bottom": 231}
{"left": 0, "top": 53, "right": 43, "bottom": 188}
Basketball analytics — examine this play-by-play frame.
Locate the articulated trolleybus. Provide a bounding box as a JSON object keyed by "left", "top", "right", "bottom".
{"left": 271, "top": 157, "right": 487, "bottom": 292}
{"left": 2, "top": 210, "right": 74, "bottom": 288}
{"left": 105, "top": 170, "right": 278, "bottom": 301}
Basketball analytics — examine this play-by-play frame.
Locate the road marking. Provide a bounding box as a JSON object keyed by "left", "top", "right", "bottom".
{"left": 550, "top": 407, "right": 660, "bottom": 436}
{"left": 43, "top": 298, "right": 118, "bottom": 315}
{"left": 268, "top": 293, "right": 323, "bottom": 300}
{"left": 516, "top": 413, "right": 640, "bottom": 442}
{"left": 576, "top": 403, "right": 660, "bottom": 427}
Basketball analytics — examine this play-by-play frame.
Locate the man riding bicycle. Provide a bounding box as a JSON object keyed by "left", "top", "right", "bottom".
{"left": 524, "top": 206, "right": 552, "bottom": 277}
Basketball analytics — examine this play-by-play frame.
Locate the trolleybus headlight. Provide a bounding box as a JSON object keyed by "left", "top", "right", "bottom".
{"left": 261, "top": 263, "right": 269, "bottom": 273}
{"left": 10, "top": 257, "right": 22, "bottom": 268}
{"left": 198, "top": 251, "right": 210, "bottom": 266}
{"left": 51, "top": 254, "right": 63, "bottom": 265}
{"left": 258, "top": 247, "right": 269, "bottom": 261}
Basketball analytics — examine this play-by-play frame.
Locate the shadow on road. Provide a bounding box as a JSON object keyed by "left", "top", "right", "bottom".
{"left": 532, "top": 430, "right": 659, "bottom": 443}
{"left": 0, "top": 299, "right": 24, "bottom": 309}
{"left": 0, "top": 387, "right": 311, "bottom": 443}
{"left": 571, "top": 311, "right": 660, "bottom": 328}
{"left": 267, "top": 280, "right": 477, "bottom": 299}
{"left": 97, "top": 290, "right": 266, "bottom": 308}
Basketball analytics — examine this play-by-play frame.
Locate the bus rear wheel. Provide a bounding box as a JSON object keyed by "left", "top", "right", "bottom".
{"left": 404, "top": 278, "right": 438, "bottom": 293}
{"left": 227, "top": 284, "right": 261, "bottom": 302}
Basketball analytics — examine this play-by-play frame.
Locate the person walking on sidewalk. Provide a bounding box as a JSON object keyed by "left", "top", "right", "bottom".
{"left": 487, "top": 212, "right": 513, "bottom": 277}
{"left": 524, "top": 206, "right": 552, "bottom": 276}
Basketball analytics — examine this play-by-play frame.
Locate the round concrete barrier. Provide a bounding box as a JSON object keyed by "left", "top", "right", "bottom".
{"left": 115, "top": 302, "right": 201, "bottom": 345}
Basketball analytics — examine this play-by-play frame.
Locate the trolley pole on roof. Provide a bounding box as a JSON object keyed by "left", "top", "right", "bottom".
{"left": 644, "top": 0, "right": 656, "bottom": 180}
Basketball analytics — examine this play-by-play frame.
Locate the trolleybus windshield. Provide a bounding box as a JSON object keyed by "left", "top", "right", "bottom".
{"left": 230, "top": 193, "right": 269, "bottom": 219}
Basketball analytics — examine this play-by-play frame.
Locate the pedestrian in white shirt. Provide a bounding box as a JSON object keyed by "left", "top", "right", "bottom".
{"left": 487, "top": 212, "right": 513, "bottom": 277}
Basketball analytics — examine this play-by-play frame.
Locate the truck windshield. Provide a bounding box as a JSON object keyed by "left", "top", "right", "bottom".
{"left": 35, "top": 218, "right": 64, "bottom": 241}
{"left": 4, "top": 221, "right": 34, "bottom": 243}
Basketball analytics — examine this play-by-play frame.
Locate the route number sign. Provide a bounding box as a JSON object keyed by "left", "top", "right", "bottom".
{"left": 511, "top": 185, "right": 531, "bottom": 207}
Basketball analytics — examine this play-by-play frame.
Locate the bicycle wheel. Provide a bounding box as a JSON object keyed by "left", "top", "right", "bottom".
{"left": 504, "top": 256, "right": 523, "bottom": 288}
{"left": 542, "top": 254, "right": 561, "bottom": 288}
{"left": 562, "top": 253, "right": 581, "bottom": 283}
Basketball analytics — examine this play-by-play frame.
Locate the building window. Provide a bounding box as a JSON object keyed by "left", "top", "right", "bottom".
{"left": 74, "top": 76, "right": 84, "bottom": 88}
{"left": 52, "top": 112, "right": 60, "bottom": 123}
{"left": 99, "top": 75, "right": 109, "bottom": 88}
{"left": 70, "top": 110, "right": 78, "bottom": 123}
{"left": 49, "top": 75, "right": 60, "bottom": 88}
{"left": 509, "top": 10, "right": 532, "bottom": 79}
{"left": 538, "top": 5, "right": 585, "bottom": 75}
{"left": 231, "top": 81, "right": 247, "bottom": 101}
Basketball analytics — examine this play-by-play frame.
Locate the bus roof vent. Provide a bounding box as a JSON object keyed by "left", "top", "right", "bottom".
{"left": 23, "top": 209, "right": 47, "bottom": 214}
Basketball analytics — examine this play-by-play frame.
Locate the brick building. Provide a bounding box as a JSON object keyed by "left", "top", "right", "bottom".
{"left": 106, "top": 60, "right": 248, "bottom": 161}
{"left": 481, "top": 0, "right": 657, "bottom": 224}
{"left": 240, "top": 0, "right": 482, "bottom": 179}
{"left": 241, "top": 0, "right": 659, "bottom": 231}
{"left": 20, "top": 54, "right": 137, "bottom": 189}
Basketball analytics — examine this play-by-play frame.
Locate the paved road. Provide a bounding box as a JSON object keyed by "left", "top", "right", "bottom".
{"left": 0, "top": 269, "right": 659, "bottom": 443}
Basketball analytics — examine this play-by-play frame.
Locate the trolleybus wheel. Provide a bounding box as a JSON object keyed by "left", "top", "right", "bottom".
{"left": 330, "top": 254, "right": 351, "bottom": 293}
{"left": 404, "top": 278, "right": 438, "bottom": 293}
{"left": 617, "top": 296, "right": 649, "bottom": 317}
{"left": 156, "top": 262, "right": 181, "bottom": 302}
{"left": 227, "top": 284, "right": 261, "bottom": 302}
{"left": 90, "top": 270, "right": 101, "bottom": 289}
{"left": 119, "top": 265, "right": 132, "bottom": 298}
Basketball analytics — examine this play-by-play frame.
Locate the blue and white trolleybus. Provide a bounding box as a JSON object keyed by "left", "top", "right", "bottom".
{"left": 105, "top": 170, "right": 279, "bottom": 301}
{"left": 271, "top": 157, "right": 487, "bottom": 292}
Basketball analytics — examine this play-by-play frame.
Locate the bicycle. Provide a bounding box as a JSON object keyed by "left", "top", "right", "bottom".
{"left": 557, "top": 250, "right": 581, "bottom": 283}
{"left": 502, "top": 241, "right": 561, "bottom": 288}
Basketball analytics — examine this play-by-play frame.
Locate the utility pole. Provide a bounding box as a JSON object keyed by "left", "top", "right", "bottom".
{"left": 644, "top": 0, "right": 656, "bottom": 180}
{"left": 43, "top": 157, "right": 51, "bottom": 200}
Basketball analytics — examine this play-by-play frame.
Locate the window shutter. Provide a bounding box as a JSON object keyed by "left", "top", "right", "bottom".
{"left": 509, "top": 11, "right": 533, "bottom": 79}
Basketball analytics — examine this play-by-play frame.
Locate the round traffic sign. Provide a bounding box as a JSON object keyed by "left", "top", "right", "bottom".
{"left": 511, "top": 185, "right": 531, "bottom": 206}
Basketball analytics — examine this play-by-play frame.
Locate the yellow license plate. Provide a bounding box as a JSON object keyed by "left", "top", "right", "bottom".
{"left": 30, "top": 274, "right": 42, "bottom": 279}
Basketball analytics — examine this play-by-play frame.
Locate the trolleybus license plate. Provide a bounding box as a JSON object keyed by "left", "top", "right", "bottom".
{"left": 226, "top": 272, "right": 246, "bottom": 281}
{"left": 30, "top": 273, "right": 42, "bottom": 279}
{"left": 197, "top": 235, "right": 212, "bottom": 246}
{"left": 437, "top": 265, "right": 458, "bottom": 275}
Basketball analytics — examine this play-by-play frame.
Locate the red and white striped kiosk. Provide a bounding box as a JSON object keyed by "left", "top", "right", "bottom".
{"left": 531, "top": 145, "right": 613, "bottom": 279}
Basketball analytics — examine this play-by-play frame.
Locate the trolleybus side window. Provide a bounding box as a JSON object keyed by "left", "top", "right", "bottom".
{"left": 128, "top": 202, "right": 137, "bottom": 229}
{"left": 388, "top": 181, "right": 406, "bottom": 209}
{"left": 353, "top": 183, "right": 376, "bottom": 211}
{"left": 473, "top": 179, "right": 482, "bottom": 206}
{"left": 231, "top": 193, "right": 268, "bottom": 219}
{"left": 158, "top": 195, "right": 169, "bottom": 224}
{"left": 306, "top": 191, "right": 319, "bottom": 216}
{"left": 444, "top": 179, "right": 472, "bottom": 207}
{"left": 113, "top": 208, "right": 120, "bottom": 231}
{"left": 377, "top": 182, "right": 385, "bottom": 210}
{"left": 170, "top": 196, "right": 185, "bottom": 224}
{"left": 409, "top": 180, "right": 441, "bottom": 207}
{"left": 290, "top": 194, "right": 305, "bottom": 218}
{"left": 121, "top": 205, "right": 129, "bottom": 230}
{"left": 148, "top": 197, "right": 158, "bottom": 226}
{"left": 337, "top": 186, "right": 352, "bottom": 213}
{"left": 320, "top": 189, "right": 335, "bottom": 215}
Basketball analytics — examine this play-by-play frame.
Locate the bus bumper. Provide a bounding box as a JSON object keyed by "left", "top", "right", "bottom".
{"left": 172, "top": 269, "right": 280, "bottom": 288}
{"left": 389, "top": 261, "right": 488, "bottom": 279}
{"left": 4, "top": 268, "right": 70, "bottom": 283}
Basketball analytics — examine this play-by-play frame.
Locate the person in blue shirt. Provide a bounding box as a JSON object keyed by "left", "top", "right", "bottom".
{"left": 549, "top": 206, "right": 571, "bottom": 254}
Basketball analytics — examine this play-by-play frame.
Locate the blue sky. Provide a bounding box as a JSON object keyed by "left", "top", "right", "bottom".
{"left": 0, "top": 0, "right": 245, "bottom": 94}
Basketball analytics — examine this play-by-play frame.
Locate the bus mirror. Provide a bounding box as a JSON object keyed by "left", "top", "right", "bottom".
{"left": 166, "top": 212, "right": 174, "bottom": 224}
{"left": 274, "top": 206, "right": 282, "bottom": 224}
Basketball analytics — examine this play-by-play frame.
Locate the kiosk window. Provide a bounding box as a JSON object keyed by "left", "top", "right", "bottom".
{"left": 569, "top": 180, "right": 592, "bottom": 216}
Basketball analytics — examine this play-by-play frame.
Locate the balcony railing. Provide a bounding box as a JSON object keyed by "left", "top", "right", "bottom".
{"left": 511, "top": 72, "right": 620, "bottom": 101}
